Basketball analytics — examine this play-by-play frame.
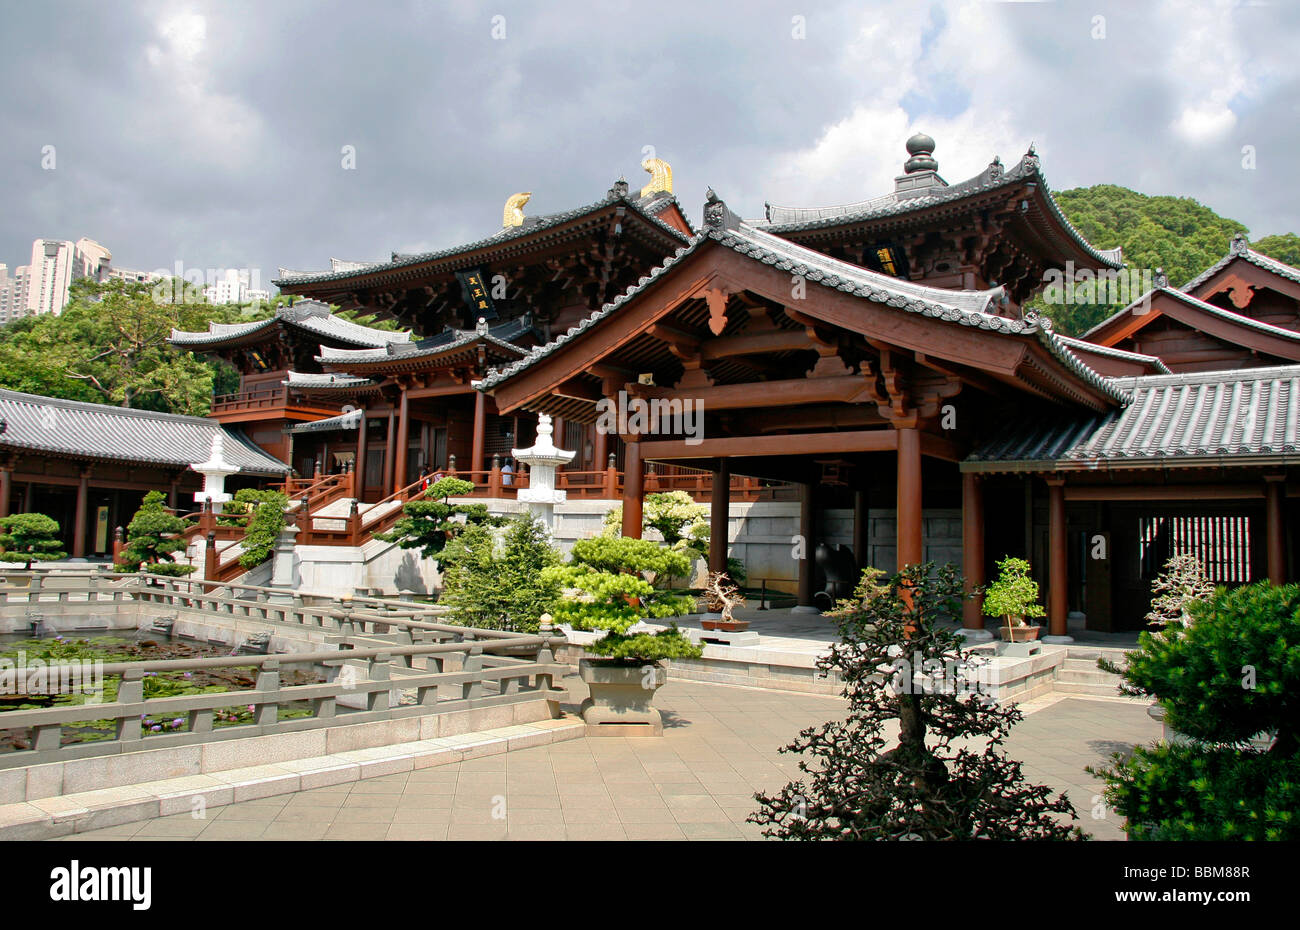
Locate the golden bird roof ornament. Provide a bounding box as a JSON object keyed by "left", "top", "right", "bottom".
{"left": 639, "top": 158, "right": 672, "bottom": 198}
{"left": 503, "top": 191, "right": 531, "bottom": 228}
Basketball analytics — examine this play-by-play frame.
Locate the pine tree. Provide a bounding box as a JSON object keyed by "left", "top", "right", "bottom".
{"left": 116, "top": 491, "right": 194, "bottom": 575}
{"left": 750, "top": 563, "right": 1085, "bottom": 840}
{"left": 0, "top": 513, "right": 68, "bottom": 567}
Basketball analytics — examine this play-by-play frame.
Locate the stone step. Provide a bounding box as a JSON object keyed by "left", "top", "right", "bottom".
{"left": 1057, "top": 667, "right": 1122, "bottom": 686}
{"left": 1063, "top": 657, "right": 1124, "bottom": 673}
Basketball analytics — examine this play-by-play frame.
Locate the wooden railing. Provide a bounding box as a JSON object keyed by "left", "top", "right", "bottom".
{"left": 211, "top": 384, "right": 290, "bottom": 414}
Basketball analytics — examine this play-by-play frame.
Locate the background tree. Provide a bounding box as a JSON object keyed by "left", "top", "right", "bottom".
{"left": 1091, "top": 581, "right": 1300, "bottom": 839}
{"left": 0, "top": 513, "right": 67, "bottom": 568}
{"left": 116, "top": 491, "right": 194, "bottom": 575}
{"left": 751, "top": 563, "right": 1084, "bottom": 840}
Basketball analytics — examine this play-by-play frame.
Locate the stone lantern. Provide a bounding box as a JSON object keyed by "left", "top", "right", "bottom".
{"left": 191, "top": 431, "right": 240, "bottom": 513}
{"left": 512, "top": 414, "right": 575, "bottom": 531}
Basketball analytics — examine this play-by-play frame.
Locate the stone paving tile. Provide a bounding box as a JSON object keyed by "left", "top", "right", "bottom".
{"left": 93, "top": 677, "right": 1159, "bottom": 843}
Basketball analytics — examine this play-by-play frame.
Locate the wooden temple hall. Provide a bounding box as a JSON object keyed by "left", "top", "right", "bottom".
{"left": 172, "top": 138, "right": 1300, "bottom": 638}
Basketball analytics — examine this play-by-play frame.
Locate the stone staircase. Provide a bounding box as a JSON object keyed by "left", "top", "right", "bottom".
{"left": 1053, "top": 647, "right": 1130, "bottom": 697}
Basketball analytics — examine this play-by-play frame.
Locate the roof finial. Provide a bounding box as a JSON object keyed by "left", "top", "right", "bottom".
{"left": 476, "top": 317, "right": 489, "bottom": 334}
{"left": 640, "top": 157, "right": 672, "bottom": 197}
{"left": 904, "top": 133, "right": 938, "bottom": 174}
{"left": 1153, "top": 268, "right": 1168, "bottom": 288}
{"left": 703, "top": 188, "right": 733, "bottom": 230}
{"left": 503, "top": 191, "right": 531, "bottom": 228}
{"left": 1230, "top": 232, "right": 1249, "bottom": 255}
{"left": 608, "top": 176, "right": 630, "bottom": 199}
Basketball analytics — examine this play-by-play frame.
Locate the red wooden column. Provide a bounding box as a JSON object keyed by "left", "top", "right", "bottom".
{"left": 896, "top": 427, "right": 923, "bottom": 571}
{"left": 621, "top": 440, "right": 644, "bottom": 538}
{"left": 1046, "top": 477, "right": 1072, "bottom": 642}
{"left": 73, "top": 467, "right": 91, "bottom": 558}
{"left": 961, "top": 472, "right": 989, "bottom": 637}
{"left": 354, "top": 410, "right": 368, "bottom": 501}
{"left": 0, "top": 461, "right": 12, "bottom": 519}
{"left": 593, "top": 423, "right": 609, "bottom": 474}
{"left": 709, "top": 458, "right": 730, "bottom": 575}
{"left": 1266, "top": 475, "right": 1286, "bottom": 584}
{"left": 394, "top": 388, "right": 410, "bottom": 492}
{"left": 471, "top": 390, "right": 487, "bottom": 474}
{"left": 383, "top": 410, "right": 397, "bottom": 496}
{"left": 794, "top": 482, "right": 818, "bottom": 612}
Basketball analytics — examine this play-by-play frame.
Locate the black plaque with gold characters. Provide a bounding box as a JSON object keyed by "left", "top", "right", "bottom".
{"left": 455, "top": 269, "right": 498, "bottom": 322}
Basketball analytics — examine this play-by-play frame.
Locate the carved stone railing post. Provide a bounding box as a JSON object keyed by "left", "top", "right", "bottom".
{"left": 253, "top": 659, "right": 280, "bottom": 726}
{"left": 367, "top": 653, "right": 391, "bottom": 711}
{"left": 116, "top": 668, "right": 144, "bottom": 742}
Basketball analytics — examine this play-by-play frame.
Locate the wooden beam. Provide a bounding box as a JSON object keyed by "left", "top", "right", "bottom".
{"left": 1063, "top": 484, "right": 1266, "bottom": 501}
{"left": 639, "top": 430, "right": 898, "bottom": 460}
{"left": 630, "top": 375, "right": 875, "bottom": 410}
{"left": 919, "top": 432, "right": 968, "bottom": 463}
{"left": 698, "top": 329, "right": 816, "bottom": 360}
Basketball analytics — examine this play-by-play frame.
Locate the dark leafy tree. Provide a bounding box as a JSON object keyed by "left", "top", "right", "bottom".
{"left": 0, "top": 513, "right": 68, "bottom": 567}
{"left": 750, "top": 563, "right": 1085, "bottom": 840}
{"left": 438, "top": 513, "right": 562, "bottom": 632}
{"left": 374, "top": 477, "right": 501, "bottom": 564}
{"left": 1091, "top": 581, "right": 1300, "bottom": 840}
{"left": 116, "top": 491, "right": 194, "bottom": 575}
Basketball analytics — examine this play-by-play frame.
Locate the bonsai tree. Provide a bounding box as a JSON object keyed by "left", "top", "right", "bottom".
{"left": 1144, "top": 552, "right": 1214, "bottom": 635}
{"left": 1091, "top": 580, "right": 1300, "bottom": 840}
{"left": 374, "top": 476, "right": 501, "bottom": 564}
{"left": 981, "top": 556, "right": 1045, "bottom": 629}
{"left": 115, "top": 492, "right": 195, "bottom": 576}
{"left": 750, "top": 562, "right": 1085, "bottom": 840}
{"left": 703, "top": 570, "right": 745, "bottom": 621}
{"left": 438, "top": 513, "right": 562, "bottom": 633}
{"left": 0, "top": 513, "right": 68, "bottom": 568}
{"left": 543, "top": 535, "right": 701, "bottom": 663}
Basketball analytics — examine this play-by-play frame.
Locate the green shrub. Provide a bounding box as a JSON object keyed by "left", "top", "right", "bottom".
{"left": 115, "top": 492, "right": 193, "bottom": 574}
{"left": 586, "top": 626, "right": 702, "bottom": 663}
{"left": 438, "top": 514, "right": 561, "bottom": 632}
{"left": 1092, "top": 580, "right": 1300, "bottom": 840}
{"left": 0, "top": 513, "right": 67, "bottom": 566}
{"left": 237, "top": 491, "right": 288, "bottom": 569}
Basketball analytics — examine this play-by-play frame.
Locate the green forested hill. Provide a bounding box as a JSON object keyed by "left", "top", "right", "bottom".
{"left": 1037, "top": 185, "right": 1297, "bottom": 335}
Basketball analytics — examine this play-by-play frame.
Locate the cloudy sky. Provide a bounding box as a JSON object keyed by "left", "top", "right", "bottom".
{"left": 3, "top": 0, "right": 1297, "bottom": 290}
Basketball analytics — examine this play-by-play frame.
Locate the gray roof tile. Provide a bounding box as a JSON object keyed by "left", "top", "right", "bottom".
{"left": 170, "top": 300, "right": 412, "bottom": 349}
{"left": 965, "top": 365, "right": 1300, "bottom": 471}
{"left": 0, "top": 389, "right": 290, "bottom": 474}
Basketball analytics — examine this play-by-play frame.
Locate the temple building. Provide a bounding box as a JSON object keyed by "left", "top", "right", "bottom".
{"left": 156, "top": 140, "right": 1300, "bottom": 636}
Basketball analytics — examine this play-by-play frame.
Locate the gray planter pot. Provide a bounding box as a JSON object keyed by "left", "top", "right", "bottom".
{"left": 578, "top": 657, "right": 667, "bottom": 737}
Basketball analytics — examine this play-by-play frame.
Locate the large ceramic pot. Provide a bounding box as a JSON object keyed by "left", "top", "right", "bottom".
{"left": 700, "top": 618, "right": 750, "bottom": 633}
{"left": 578, "top": 657, "right": 666, "bottom": 736}
{"left": 1000, "top": 615, "right": 1042, "bottom": 642}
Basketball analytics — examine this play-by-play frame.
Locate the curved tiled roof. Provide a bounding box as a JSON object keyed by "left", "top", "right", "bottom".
{"left": 1055, "top": 334, "right": 1171, "bottom": 374}
{"left": 170, "top": 300, "right": 412, "bottom": 349}
{"left": 756, "top": 151, "right": 1124, "bottom": 270}
{"left": 284, "top": 371, "right": 379, "bottom": 390}
{"left": 1181, "top": 242, "right": 1300, "bottom": 293}
{"left": 274, "top": 191, "right": 692, "bottom": 289}
{"left": 478, "top": 221, "right": 1128, "bottom": 406}
{"left": 316, "top": 316, "right": 533, "bottom": 366}
{"left": 0, "top": 389, "right": 289, "bottom": 474}
{"left": 288, "top": 410, "right": 363, "bottom": 434}
{"left": 1081, "top": 286, "right": 1300, "bottom": 346}
{"left": 965, "top": 365, "right": 1300, "bottom": 471}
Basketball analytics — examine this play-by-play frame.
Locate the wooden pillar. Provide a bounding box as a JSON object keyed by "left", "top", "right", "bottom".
{"left": 621, "top": 440, "right": 644, "bottom": 538}
{"left": 593, "top": 423, "right": 609, "bottom": 474}
{"left": 852, "top": 487, "right": 868, "bottom": 573}
{"left": 796, "top": 482, "right": 816, "bottom": 609}
{"left": 709, "top": 459, "right": 730, "bottom": 575}
{"left": 354, "top": 411, "right": 368, "bottom": 501}
{"left": 383, "top": 410, "right": 396, "bottom": 496}
{"left": 0, "top": 463, "right": 11, "bottom": 519}
{"left": 896, "top": 427, "right": 923, "bottom": 571}
{"left": 73, "top": 467, "right": 91, "bottom": 558}
{"left": 168, "top": 475, "right": 179, "bottom": 512}
{"left": 1047, "top": 478, "right": 1070, "bottom": 640}
{"left": 471, "top": 390, "right": 487, "bottom": 474}
{"left": 1266, "top": 475, "right": 1286, "bottom": 584}
{"left": 962, "top": 472, "right": 987, "bottom": 631}
{"left": 394, "top": 389, "right": 411, "bottom": 491}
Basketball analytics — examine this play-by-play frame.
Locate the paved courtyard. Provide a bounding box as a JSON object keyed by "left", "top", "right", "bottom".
{"left": 59, "top": 677, "right": 1157, "bottom": 841}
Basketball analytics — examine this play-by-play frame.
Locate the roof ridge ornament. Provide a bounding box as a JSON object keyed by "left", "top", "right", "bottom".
{"left": 1230, "top": 232, "right": 1249, "bottom": 255}
{"left": 608, "top": 176, "right": 630, "bottom": 198}
{"left": 476, "top": 317, "right": 489, "bottom": 335}
{"left": 503, "top": 191, "right": 531, "bottom": 228}
{"left": 1153, "top": 267, "right": 1169, "bottom": 288}
{"left": 703, "top": 188, "right": 739, "bottom": 230}
{"left": 903, "top": 133, "right": 938, "bottom": 174}
{"left": 640, "top": 157, "right": 673, "bottom": 197}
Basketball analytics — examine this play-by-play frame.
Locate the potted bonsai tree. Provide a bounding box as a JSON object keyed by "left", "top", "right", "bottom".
{"left": 701, "top": 570, "right": 748, "bottom": 632}
{"left": 543, "top": 535, "right": 701, "bottom": 735}
{"left": 0, "top": 513, "right": 68, "bottom": 581}
{"left": 982, "top": 556, "right": 1045, "bottom": 641}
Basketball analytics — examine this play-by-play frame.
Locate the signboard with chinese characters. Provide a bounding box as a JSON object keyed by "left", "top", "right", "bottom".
{"left": 455, "top": 269, "right": 498, "bottom": 322}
